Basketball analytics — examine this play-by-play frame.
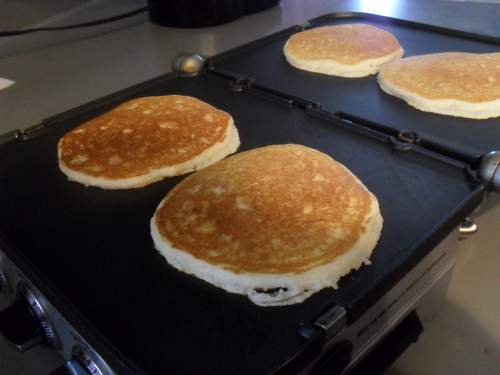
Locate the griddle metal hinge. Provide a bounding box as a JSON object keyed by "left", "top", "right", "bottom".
{"left": 230, "top": 77, "right": 254, "bottom": 92}
{"left": 0, "top": 129, "right": 22, "bottom": 145}
{"left": 314, "top": 305, "right": 347, "bottom": 337}
{"left": 299, "top": 305, "right": 347, "bottom": 341}
{"left": 21, "top": 123, "right": 48, "bottom": 140}
{"left": 0, "top": 123, "right": 49, "bottom": 144}
{"left": 389, "top": 130, "right": 421, "bottom": 151}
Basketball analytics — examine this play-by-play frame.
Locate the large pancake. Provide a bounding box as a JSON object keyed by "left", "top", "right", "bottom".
{"left": 283, "top": 24, "right": 404, "bottom": 78}
{"left": 378, "top": 52, "right": 500, "bottom": 119}
{"left": 151, "top": 144, "right": 383, "bottom": 306}
{"left": 58, "top": 95, "right": 240, "bottom": 189}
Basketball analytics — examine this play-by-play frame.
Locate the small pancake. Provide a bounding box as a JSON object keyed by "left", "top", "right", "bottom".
{"left": 283, "top": 24, "right": 404, "bottom": 78}
{"left": 151, "top": 144, "right": 383, "bottom": 306}
{"left": 58, "top": 95, "right": 240, "bottom": 189}
{"left": 378, "top": 52, "right": 500, "bottom": 119}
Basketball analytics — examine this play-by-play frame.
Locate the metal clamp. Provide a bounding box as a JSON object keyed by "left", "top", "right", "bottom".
{"left": 389, "top": 131, "right": 420, "bottom": 152}
{"left": 314, "top": 305, "right": 347, "bottom": 339}
{"left": 229, "top": 78, "right": 253, "bottom": 92}
{"left": 397, "top": 131, "right": 420, "bottom": 145}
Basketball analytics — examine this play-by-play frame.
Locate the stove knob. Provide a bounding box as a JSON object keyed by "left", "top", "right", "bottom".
{"left": 0, "top": 296, "right": 44, "bottom": 351}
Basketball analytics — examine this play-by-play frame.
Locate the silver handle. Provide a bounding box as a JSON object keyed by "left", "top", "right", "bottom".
{"left": 479, "top": 151, "right": 500, "bottom": 192}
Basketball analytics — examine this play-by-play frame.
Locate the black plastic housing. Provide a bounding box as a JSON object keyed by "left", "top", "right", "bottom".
{"left": 148, "top": 0, "right": 279, "bottom": 28}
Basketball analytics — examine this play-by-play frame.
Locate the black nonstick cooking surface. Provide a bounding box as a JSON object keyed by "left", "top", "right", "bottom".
{"left": 209, "top": 12, "right": 500, "bottom": 161}
{"left": 0, "top": 72, "right": 483, "bottom": 374}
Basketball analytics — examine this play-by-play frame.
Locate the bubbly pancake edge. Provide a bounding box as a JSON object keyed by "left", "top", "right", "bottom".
{"left": 151, "top": 198, "right": 382, "bottom": 306}
{"left": 284, "top": 42, "right": 403, "bottom": 77}
{"left": 58, "top": 120, "right": 239, "bottom": 189}
{"left": 283, "top": 24, "right": 404, "bottom": 77}
{"left": 151, "top": 144, "right": 383, "bottom": 306}
{"left": 58, "top": 95, "right": 241, "bottom": 189}
{"left": 378, "top": 52, "right": 500, "bottom": 119}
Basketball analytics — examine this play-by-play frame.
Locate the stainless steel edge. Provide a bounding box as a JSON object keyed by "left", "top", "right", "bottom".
{"left": 0, "top": 250, "right": 115, "bottom": 375}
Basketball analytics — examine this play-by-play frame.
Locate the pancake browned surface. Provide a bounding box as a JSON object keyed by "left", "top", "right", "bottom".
{"left": 378, "top": 52, "right": 500, "bottom": 119}
{"left": 58, "top": 95, "right": 240, "bottom": 189}
{"left": 283, "top": 24, "right": 403, "bottom": 77}
{"left": 151, "top": 144, "right": 383, "bottom": 306}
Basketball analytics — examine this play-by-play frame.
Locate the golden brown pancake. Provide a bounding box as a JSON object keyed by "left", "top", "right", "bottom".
{"left": 283, "top": 24, "right": 404, "bottom": 77}
{"left": 151, "top": 144, "right": 383, "bottom": 305}
{"left": 58, "top": 95, "right": 240, "bottom": 189}
{"left": 378, "top": 52, "right": 500, "bottom": 119}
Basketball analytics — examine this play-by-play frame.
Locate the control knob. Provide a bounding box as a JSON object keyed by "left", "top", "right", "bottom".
{"left": 0, "top": 283, "right": 57, "bottom": 351}
{"left": 0, "top": 294, "right": 44, "bottom": 351}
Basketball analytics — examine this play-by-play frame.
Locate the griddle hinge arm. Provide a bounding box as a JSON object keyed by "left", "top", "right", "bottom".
{"left": 277, "top": 306, "right": 346, "bottom": 375}
{"left": 0, "top": 129, "right": 22, "bottom": 145}
{"left": 0, "top": 123, "right": 49, "bottom": 143}
{"left": 313, "top": 305, "right": 347, "bottom": 339}
{"left": 21, "top": 123, "right": 47, "bottom": 140}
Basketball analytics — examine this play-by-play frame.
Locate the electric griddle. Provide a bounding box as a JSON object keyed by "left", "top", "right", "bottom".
{"left": 0, "top": 12, "right": 498, "bottom": 375}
